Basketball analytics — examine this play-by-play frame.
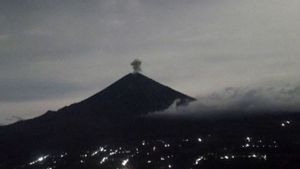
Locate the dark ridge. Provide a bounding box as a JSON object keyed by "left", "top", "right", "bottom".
{"left": 0, "top": 73, "right": 195, "bottom": 167}
{"left": 59, "top": 73, "right": 195, "bottom": 118}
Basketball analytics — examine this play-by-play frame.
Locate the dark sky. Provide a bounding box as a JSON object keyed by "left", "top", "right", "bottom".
{"left": 1, "top": 0, "right": 300, "bottom": 124}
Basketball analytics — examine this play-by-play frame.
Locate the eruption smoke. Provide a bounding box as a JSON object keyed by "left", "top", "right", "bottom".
{"left": 131, "top": 59, "right": 142, "bottom": 73}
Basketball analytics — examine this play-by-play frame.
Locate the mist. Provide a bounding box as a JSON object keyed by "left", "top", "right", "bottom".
{"left": 152, "top": 82, "right": 300, "bottom": 118}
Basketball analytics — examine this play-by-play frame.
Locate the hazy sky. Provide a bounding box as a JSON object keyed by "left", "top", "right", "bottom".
{"left": 1, "top": 0, "right": 300, "bottom": 124}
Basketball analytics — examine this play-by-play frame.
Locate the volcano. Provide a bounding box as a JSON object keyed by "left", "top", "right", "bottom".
{"left": 0, "top": 72, "right": 195, "bottom": 166}
{"left": 60, "top": 72, "right": 196, "bottom": 118}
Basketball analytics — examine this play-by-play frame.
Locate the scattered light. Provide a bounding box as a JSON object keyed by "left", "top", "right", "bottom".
{"left": 100, "top": 147, "right": 106, "bottom": 152}
{"left": 281, "top": 120, "right": 291, "bottom": 127}
{"left": 122, "top": 159, "right": 129, "bottom": 166}
{"left": 91, "top": 151, "right": 99, "bottom": 156}
{"left": 100, "top": 157, "right": 108, "bottom": 164}
{"left": 81, "top": 154, "right": 88, "bottom": 158}
{"left": 60, "top": 153, "right": 67, "bottom": 158}
{"left": 29, "top": 155, "right": 49, "bottom": 165}
{"left": 109, "top": 150, "right": 118, "bottom": 156}
{"left": 263, "top": 155, "right": 267, "bottom": 160}
{"left": 22, "top": 137, "right": 277, "bottom": 168}
{"left": 194, "top": 156, "right": 204, "bottom": 165}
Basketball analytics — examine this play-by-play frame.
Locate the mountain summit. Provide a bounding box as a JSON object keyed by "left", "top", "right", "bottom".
{"left": 61, "top": 72, "right": 195, "bottom": 118}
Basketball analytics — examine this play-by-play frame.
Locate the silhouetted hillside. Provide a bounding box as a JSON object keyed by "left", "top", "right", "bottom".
{"left": 0, "top": 73, "right": 195, "bottom": 167}
{"left": 2, "top": 73, "right": 300, "bottom": 169}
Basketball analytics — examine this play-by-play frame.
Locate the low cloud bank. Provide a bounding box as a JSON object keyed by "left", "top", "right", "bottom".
{"left": 152, "top": 83, "right": 300, "bottom": 118}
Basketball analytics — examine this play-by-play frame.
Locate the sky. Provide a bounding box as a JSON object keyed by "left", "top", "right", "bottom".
{"left": 1, "top": 0, "right": 300, "bottom": 124}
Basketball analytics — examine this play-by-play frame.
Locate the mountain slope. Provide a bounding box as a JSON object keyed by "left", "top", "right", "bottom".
{"left": 0, "top": 73, "right": 195, "bottom": 166}
{"left": 61, "top": 72, "right": 195, "bottom": 117}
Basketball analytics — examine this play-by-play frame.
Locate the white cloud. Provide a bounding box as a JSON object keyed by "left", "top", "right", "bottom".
{"left": 152, "top": 82, "right": 300, "bottom": 118}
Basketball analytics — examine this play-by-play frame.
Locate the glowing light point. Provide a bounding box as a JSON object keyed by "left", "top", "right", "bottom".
{"left": 122, "top": 159, "right": 129, "bottom": 166}
{"left": 194, "top": 156, "right": 204, "bottom": 165}
{"left": 197, "top": 138, "right": 202, "bottom": 142}
{"left": 263, "top": 155, "right": 267, "bottom": 160}
{"left": 29, "top": 155, "right": 49, "bottom": 165}
{"left": 100, "top": 157, "right": 108, "bottom": 164}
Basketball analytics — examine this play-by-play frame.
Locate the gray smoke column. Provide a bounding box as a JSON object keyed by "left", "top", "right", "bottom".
{"left": 131, "top": 59, "right": 142, "bottom": 73}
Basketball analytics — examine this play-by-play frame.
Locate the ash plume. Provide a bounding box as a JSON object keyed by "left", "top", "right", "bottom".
{"left": 131, "top": 59, "right": 142, "bottom": 73}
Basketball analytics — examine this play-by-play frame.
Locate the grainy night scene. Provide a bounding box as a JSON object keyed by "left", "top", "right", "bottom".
{"left": 1, "top": 1, "right": 300, "bottom": 169}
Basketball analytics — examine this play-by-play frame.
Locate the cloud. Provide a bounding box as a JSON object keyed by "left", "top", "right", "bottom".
{"left": 5, "top": 115, "right": 24, "bottom": 123}
{"left": 152, "top": 83, "right": 300, "bottom": 118}
{"left": 0, "top": 78, "right": 85, "bottom": 102}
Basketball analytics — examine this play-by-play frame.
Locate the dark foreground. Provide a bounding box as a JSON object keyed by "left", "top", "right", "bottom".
{"left": 2, "top": 112, "right": 300, "bottom": 169}
{"left": 14, "top": 135, "right": 299, "bottom": 169}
